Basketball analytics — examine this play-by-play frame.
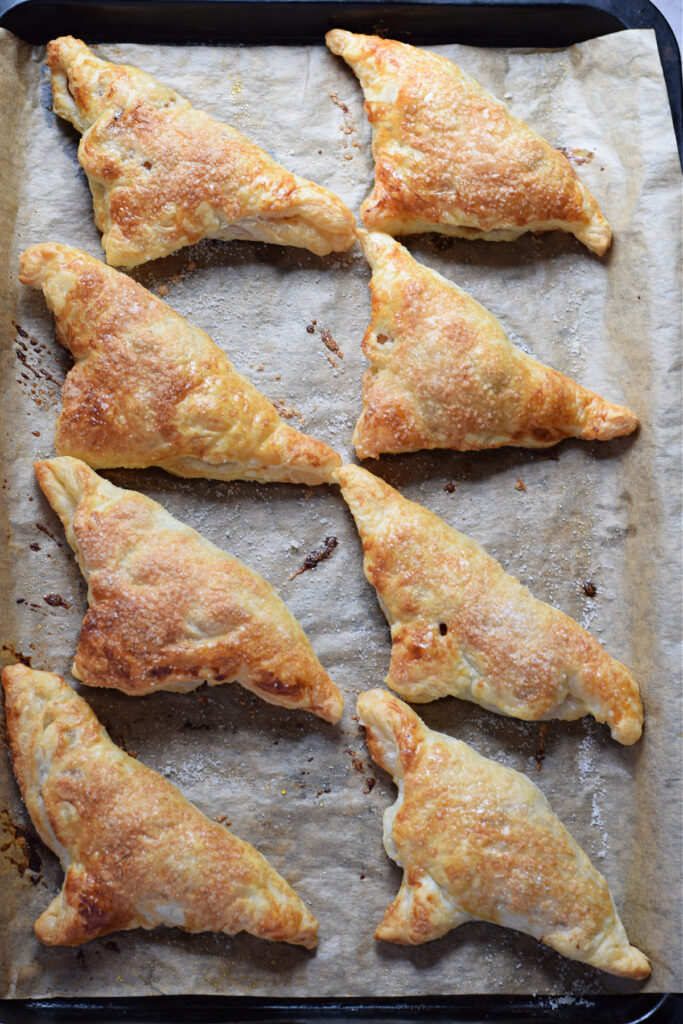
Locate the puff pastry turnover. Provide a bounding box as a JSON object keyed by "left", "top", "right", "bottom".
{"left": 337, "top": 465, "right": 643, "bottom": 744}
{"left": 353, "top": 231, "right": 637, "bottom": 457}
{"left": 358, "top": 688, "right": 649, "bottom": 977}
{"left": 20, "top": 243, "right": 341, "bottom": 486}
{"left": 46, "top": 35, "right": 356, "bottom": 264}
{"left": 34, "top": 457, "right": 343, "bottom": 723}
{"left": 326, "top": 31, "right": 611, "bottom": 255}
{"left": 2, "top": 664, "right": 318, "bottom": 947}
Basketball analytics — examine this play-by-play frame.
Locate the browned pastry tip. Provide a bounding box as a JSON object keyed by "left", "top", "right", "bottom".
{"left": 2, "top": 663, "right": 319, "bottom": 948}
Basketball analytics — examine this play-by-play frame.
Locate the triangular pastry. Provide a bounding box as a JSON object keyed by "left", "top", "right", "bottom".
{"left": 20, "top": 243, "right": 341, "bottom": 486}
{"left": 336, "top": 465, "right": 643, "bottom": 744}
{"left": 357, "top": 688, "right": 649, "bottom": 978}
{"left": 34, "top": 457, "right": 343, "bottom": 723}
{"left": 47, "top": 35, "right": 356, "bottom": 265}
{"left": 2, "top": 664, "right": 318, "bottom": 947}
{"left": 353, "top": 231, "right": 637, "bottom": 457}
{"left": 325, "top": 31, "right": 611, "bottom": 255}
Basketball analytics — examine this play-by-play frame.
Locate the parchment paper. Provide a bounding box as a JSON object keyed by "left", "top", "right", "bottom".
{"left": 0, "top": 28, "right": 680, "bottom": 998}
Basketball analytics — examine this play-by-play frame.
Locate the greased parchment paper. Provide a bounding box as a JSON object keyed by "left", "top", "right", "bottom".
{"left": 0, "top": 27, "right": 680, "bottom": 998}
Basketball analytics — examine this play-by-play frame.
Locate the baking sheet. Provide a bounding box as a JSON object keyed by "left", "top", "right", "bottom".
{"left": 0, "top": 27, "right": 680, "bottom": 997}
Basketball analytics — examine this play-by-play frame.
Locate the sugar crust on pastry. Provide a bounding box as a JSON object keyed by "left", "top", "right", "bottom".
{"left": 20, "top": 243, "right": 341, "bottom": 486}
{"left": 353, "top": 231, "right": 637, "bottom": 458}
{"left": 357, "top": 689, "right": 649, "bottom": 978}
{"left": 34, "top": 457, "right": 343, "bottom": 723}
{"left": 337, "top": 465, "right": 643, "bottom": 744}
{"left": 1, "top": 664, "right": 318, "bottom": 947}
{"left": 325, "top": 31, "right": 611, "bottom": 255}
{"left": 46, "top": 36, "right": 356, "bottom": 265}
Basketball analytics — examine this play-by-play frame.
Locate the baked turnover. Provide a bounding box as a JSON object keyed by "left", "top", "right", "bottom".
{"left": 337, "top": 465, "right": 643, "bottom": 744}
{"left": 20, "top": 243, "right": 341, "bottom": 486}
{"left": 326, "top": 31, "right": 611, "bottom": 254}
{"left": 358, "top": 688, "right": 649, "bottom": 977}
{"left": 353, "top": 230, "right": 637, "bottom": 457}
{"left": 2, "top": 664, "right": 319, "bottom": 947}
{"left": 34, "top": 457, "right": 343, "bottom": 723}
{"left": 47, "top": 35, "right": 356, "bottom": 264}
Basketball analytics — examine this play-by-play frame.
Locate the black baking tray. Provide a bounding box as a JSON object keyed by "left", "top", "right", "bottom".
{"left": 0, "top": 1, "right": 680, "bottom": 1022}
{"left": 0, "top": 993, "right": 682, "bottom": 1022}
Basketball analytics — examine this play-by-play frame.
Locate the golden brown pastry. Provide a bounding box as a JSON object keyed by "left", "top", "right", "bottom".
{"left": 358, "top": 688, "right": 649, "bottom": 977}
{"left": 326, "top": 31, "right": 611, "bottom": 255}
{"left": 353, "top": 231, "right": 637, "bottom": 457}
{"left": 20, "top": 243, "right": 341, "bottom": 486}
{"left": 34, "top": 457, "right": 343, "bottom": 723}
{"left": 46, "top": 35, "right": 356, "bottom": 264}
{"left": 337, "top": 465, "right": 643, "bottom": 744}
{"left": 2, "top": 664, "right": 318, "bottom": 947}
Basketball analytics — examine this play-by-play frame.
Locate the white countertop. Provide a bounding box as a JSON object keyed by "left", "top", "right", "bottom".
{"left": 652, "top": 0, "right": 682, "bottom": 43}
